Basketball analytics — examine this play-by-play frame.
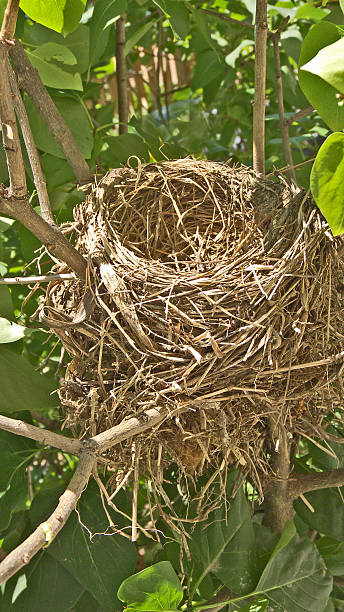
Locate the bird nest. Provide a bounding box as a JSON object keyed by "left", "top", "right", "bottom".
{"left": 41, "top": 159, "right": 344, "bottom": 525}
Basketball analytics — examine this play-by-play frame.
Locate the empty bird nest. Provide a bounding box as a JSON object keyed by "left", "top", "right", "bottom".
{"left": 40, "top": 158, "right": 344, "bottom": 524}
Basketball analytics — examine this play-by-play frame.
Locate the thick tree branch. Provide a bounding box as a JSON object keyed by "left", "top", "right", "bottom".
{"left": 10, "top": 38, "right": 92, "bottom": 185}
{"left": 7, "top": 60, "right": 54, "bottom": 224}
{"left": 272, "top": 24, "right": 296, "bottom": 182}
{"left": 0, "top": 194, "right": 87, "bottom": 279}
{"left": 290, "top": 469, "right": 344, "bottom": 499}
{"left": 253, "top": 0, "right": 267, "bottom": 175}
{"left": 0, "top": 414, "right": 81, "bottom": 455}
{"left": 263, "top": 418, "right": 293, "bottom": 533}
{"left": 116, "top": 15, "right": 128, "bottom": 135}
{"left": 0, "top": 449, "right": 95, "bottom": 585}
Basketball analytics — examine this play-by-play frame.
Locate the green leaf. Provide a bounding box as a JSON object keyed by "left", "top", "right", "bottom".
{"left": 125, "top": 21, "right": 154, "bottom": 56}
{"left": 310, "top": 132, "right": 344, "bottom": 235}
{"left": 23, "top": 23, "right": 90, "bottom": 74}
{"left": 190, "top": 473, "right": 257, "bottom": 596}
{"left": 316, "top": 537, "right": 344, "bottom": 576}
{"left": 225, "top": 40, "right": 254, "bottom": 68}
{"left": 255, "top": 524, "right": 332, "bottom": 611}
{"left": 295, "top": 486, "right": 344, "bottom": 540}
{"left": 167, "top": 1, "right": 190, "bottom": 40}
{"left": 101, "top": 134, "right": 149, "bottom": 167}
{"left": 62, "top": 0, "right": 86, "bottom": 36}
{"left": 0, "top": 287, "right": 14, "bottom": 321}
{"left": 117, "top": 561, "right": 183, "bottom": 611}
{"left": 0, "top": 318, "right": 26, "bottom": 343}
{"left": 341, "top": 0, "right": 344, "bottom": 16}
{"left": 24, "top": 94, "right": 93, "bottom": 159}
{"left": 0, "top": 469, "right": 29, "bottom": 532}
{"left": 19, "top": 0, "right": 66, "bottom": 33}
{"left": 0, "top": 345, "right": 58, "bottom": 413}
{"left": 89, "top": 0, "right": 127, "bottom": 66}
{"left": 299, "top": 22, "right": 344, "bottom": 131}
{"left": 26, "top": 45, "right": 82, "bottom": 91}
{"left": 301, "top": 37, "right": 344, "bottom": 95}
{"left": 12, "top": 553, "right": 84, "bottom": 611}
{"left": 192, "top": 50, "right": 224, "bottom": 89}
{"left": 0, "top": 216, "right": 15, "bottom": 232}
{"left": 44, "top": 480, "right": 137, "bottom": 609}
{"left": 296, "top": 4, "right": 329, "bottom": 21}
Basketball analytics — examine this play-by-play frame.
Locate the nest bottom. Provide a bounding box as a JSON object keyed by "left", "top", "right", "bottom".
{"left": 41, "top": 159, "right": 344, "bottom": 528}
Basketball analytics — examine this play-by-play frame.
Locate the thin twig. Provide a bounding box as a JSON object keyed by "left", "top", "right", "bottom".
{"left": 285, "top": 105, "right": 314, "bottom": 125}
{"left": 10, "top": 38, "right": 92, "bottom": 185}
{"left": 7, "top": 60, "right": 54, "bottom": 224}
{"left": 272, "top": 23, "right": 296, "bottom": 182}
{"left": 253, "top": 0, "right": 268, "bottom": 175}
{"left": 201, "top": 9, "right": 254, "bottom": 30}
{"left": 0, "top": 273, "right": 76, "bottom": 285}
{"left": 116, "top": 14, "right": 128, "bottom": 135}
{"left": 0, "top": 449, "right": 95, "bottom": 585}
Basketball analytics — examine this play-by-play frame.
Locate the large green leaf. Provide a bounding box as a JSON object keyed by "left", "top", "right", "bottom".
{"left": 24, "top": 94, "right": 93, "bottom": 159}
{"left": 101, "top": 134, "right": 150, "bottom": 167}
{"left": 20, "top": 0, "right": 66, "bottom": 33}
{"left": 12, "top": 553, "right": 84, "bottom": 611}
{"left": 310, "top": 132, "right": 344, "bottom": 235}
{"left": 255, "top": 522, "right": 332, "bottom": 611}
{"left": 26, "top": 44, "right": 82, "bottom": 90}
{"left": 189, "top": 473, "right": 256, "bottom": 596}
{"left": 0, "top": 345, "right": 58, "bottom": 413}
{"left": 317, "top": 537, "right": 344, "bottom": 576}
{"left": 117, "top": 561, "right": 183, "bottom": 611}
{"left": 192, "top": 50, "right": 224, "bottom": 89}
{"left": 23, "top": 23, "right": 90, "bottom": 74}
{"left": 299, "top": 22, "right": 344, "bottom": 131}
{"left": 0, "top": 469, "right": 29, "bottom": 532}
{"left": 62, "top": 0, "right": 86, "bottom": 36}
{"left": 89, "top": 0, "right": 127, "bottom": 65}
{"left": 38, "top": 480, "right": 137, "bottom": 610}
{"left": 301, "top": 37, "right": 344, "bottom": 95}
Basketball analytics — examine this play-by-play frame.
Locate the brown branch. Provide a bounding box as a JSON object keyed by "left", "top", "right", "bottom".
{"left": 263, "top": 418, "right": 293, "bottom": 533}
{"left": 0, "top": 38, "right": 26, "bottom": 199}
{"left": 289, "top": 469, "right": 344, "bottom": 499}
{"left": 10, "top": 38, "right": 92, "bottom": 185}
{"left": 253, "top": 0, "right": 268, "bottom": 175}
{"left": 0, "top": 194, "right": 87, "bottom": 279}
{"left": 0, "top": 414, "right": 81, "bottom": 455}
{"left": 285, "top": 105, "right": 314, "bottom": 125}
{"left": 0, "top": 0, "right": 19, "bottom": 41}
{"left": 7, "top": 60, "right": 54, "bottom": 224}
{"left": 116, "top": 15, "right": 128, "bottom": 135}
{"left": 0, "top": 448, "right": 95, "bottom": 585}
{"left": 0, "top": 273, "right": 76, "bottom": 285}
{"left": 272, "top": 26, "right": 296, "bottom": 182}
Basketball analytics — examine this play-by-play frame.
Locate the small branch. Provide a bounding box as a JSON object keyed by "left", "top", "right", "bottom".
{"left": 285, "top": 105, "right": 314, "bottom": 125}
{"left": 272, "top": 25, "right": 296, "bottom": 182}
{"left": 7, "top": 60, "right": 54, "bottom": 224}
{"left": 10, "top": 38, "right": 92, "bottom": 185}
{"left": 0, "top": 0, "right": 19, "bottom": 41}
{"left": 0, "top": 414, "right": 81, "bottom": 455}
{"left": 263, "top": 418, "right": 293, "bottom": 533}
{"left": 0, "top": 449, "right": 95, "bottom": 585}
{"left": 253, "top": 0, "right": 268, "bottom": 175}
{"left": 290, "top": 469, "right": 344, "bottom": 499}
{"left": 0, "top": 194, "right": 87, "bottom": 279}
{"left": 116, "top": 15, "right": 128, "bottom": 135}
{"left": 0, "top": 273, "right": 76, "bottom": 285}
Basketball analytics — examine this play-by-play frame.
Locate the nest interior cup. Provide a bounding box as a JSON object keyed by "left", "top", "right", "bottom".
{"left": 43, "top": 159, "right": 344, "bottom": 503}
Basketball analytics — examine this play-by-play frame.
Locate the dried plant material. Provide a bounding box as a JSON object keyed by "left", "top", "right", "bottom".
{"left": 41, "top": 159, "right": 344, "bottom": 531}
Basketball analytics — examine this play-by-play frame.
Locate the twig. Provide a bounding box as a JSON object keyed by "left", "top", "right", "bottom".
{"left": 7, "top": 60, "right": 54, "bottom": 224}
{"left": 272, "top": 23, "right": 296, "bottom": 182}
{"left": 0, "top": 3, "right": 26, "bottom": 199}
{"left": 253, "top": 0, "right": 268, "bottom": 175}
{"left": 0, "top": 449, "right": 95, "bottom": 585}
{"left": 0, "top": 273, "right": 76, "bottom": 285}
{"left": 285, "top": 105, "right": 314, "bottom": 125}
{"left": 116, "top": 15, "right": 128, "bottom": 135}
{"left": 0, "top": 194, "right": 87, "bottom": 279}
{"left": 0, "top": 414, "right": 81, "bottom": 455}
{"left": 10, "top": 38, "right": 92, "bottom": 185}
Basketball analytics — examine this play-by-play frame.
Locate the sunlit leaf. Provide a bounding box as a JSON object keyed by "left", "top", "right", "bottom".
{"left": 118, "top": 561, "right": 183, "bottom": 611}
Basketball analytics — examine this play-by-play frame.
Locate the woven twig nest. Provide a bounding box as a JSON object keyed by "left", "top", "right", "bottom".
{"left": 42, "top": 159, "right": 344, "bottom": 513}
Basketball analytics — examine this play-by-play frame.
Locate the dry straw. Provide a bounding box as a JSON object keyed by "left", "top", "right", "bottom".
{"left": 40, "top": 159, "right": 344, "bottom": 530}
